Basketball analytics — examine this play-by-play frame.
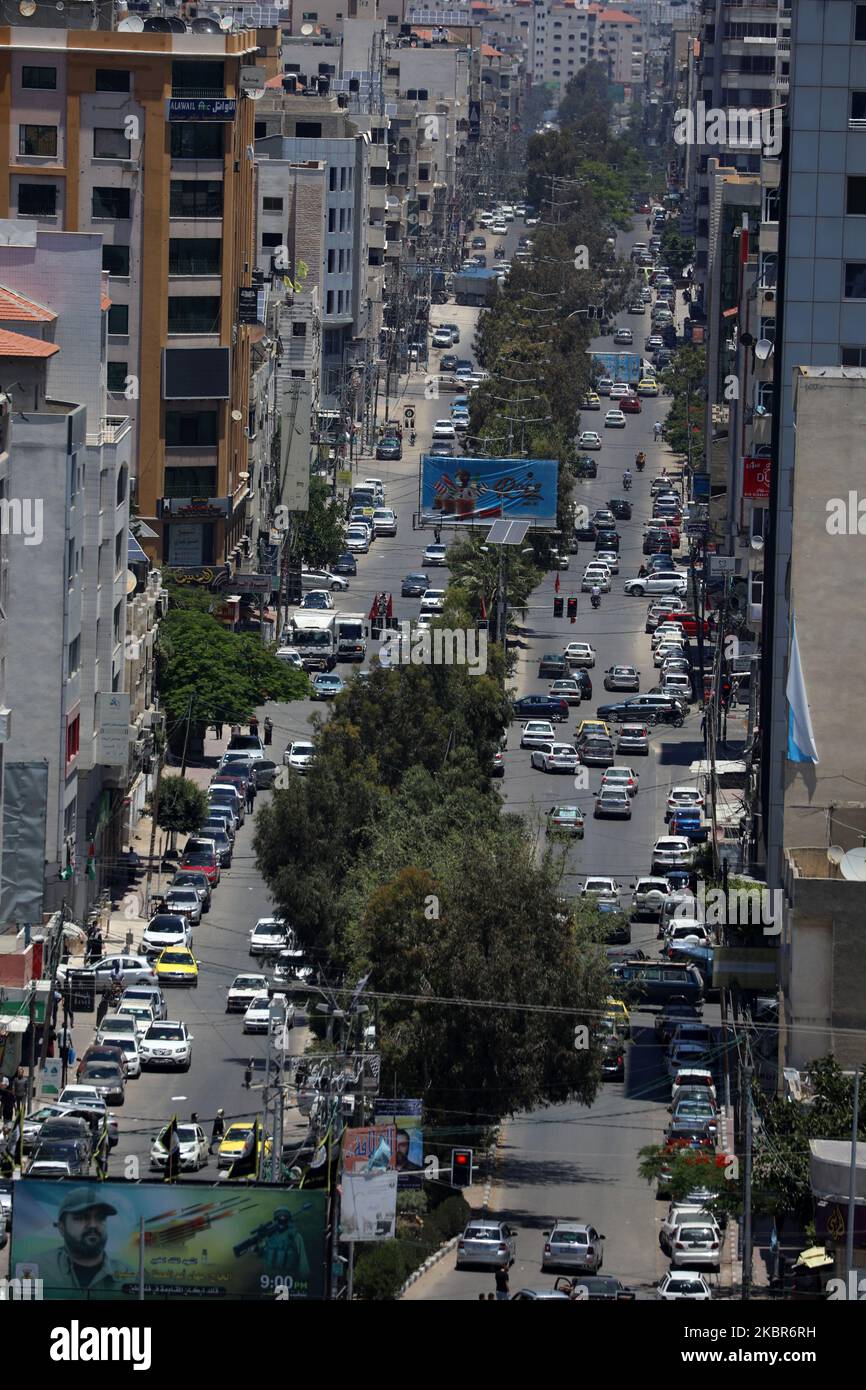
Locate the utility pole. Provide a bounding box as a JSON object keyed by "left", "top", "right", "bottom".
{"left": 267, "top": 994, "right": 287, "bottom": 1183}
{"left": 846, "top": 1067, "right": 861, "bottom": 1290}
{"left": 742, "top": 1063, "right": 753, "bottom": 1300}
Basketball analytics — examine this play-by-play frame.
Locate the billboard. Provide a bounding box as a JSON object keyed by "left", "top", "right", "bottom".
{"left": 420, "top": 457, "right": 558, "bottom": 528}
{"left": 589, "top": 352, "right": 644, "bottom": 383}
{"left": 340, "top": 1172, "right": 398, "bottom": 1242}
{"left": 342, "top": 1125, "right": 396, "bottom": 1175}
{"left": 374, "top": 1099, "right": 423, "bottom": 1188}
{"left": 10, "top": 1181, "right": 326, "bottom": 1301}
{"left": 742, "top": 455, "right": 771, "bottom": 500}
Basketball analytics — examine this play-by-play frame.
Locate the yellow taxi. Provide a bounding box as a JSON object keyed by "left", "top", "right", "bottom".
{"left": 637, "top": 378, "right": 659, "bottom": 397}
{"left": 217, "top": 1122, "right": 273, "bottom": 1173}
{"left": 582, "top": 391, "right": 601, "bottom": 411}
{"left": 605, "top": 997, "right": 631, "bottom": 1039}
{"left": 576, "top": 719, "right": 611, "bottom": 742}
{"left": 155, "top": 946, "right": 199, "bottom": 987}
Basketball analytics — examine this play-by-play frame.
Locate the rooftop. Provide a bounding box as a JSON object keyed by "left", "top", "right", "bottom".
{"left": 0, "top": 286, "right": 56, "bottom": 323}
{"left": 0, "top": 328, "right": 59, "bottom": 359}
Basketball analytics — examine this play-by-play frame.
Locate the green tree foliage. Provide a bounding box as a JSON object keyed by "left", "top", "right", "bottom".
{"left": 445, "top": 532, "right": 541, "bottom": 627}
{"left": 154, "top": 776, "right": 208, "bottom": 837}
{"left": 659, "top": 345, "right": 706, "bottom": 460}
{"left": 294, "top": 475, "right": 346, "bottom": 567}
{"left": 660, "top": 220, "right": 695, "bottom": 278}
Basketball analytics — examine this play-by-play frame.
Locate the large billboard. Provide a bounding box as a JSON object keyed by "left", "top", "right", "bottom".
{"left": 10, "top": 1181, "right": 326, "bottom": 1301}
{"left": 420, "top": 457, "right": 558, "bottom": 528}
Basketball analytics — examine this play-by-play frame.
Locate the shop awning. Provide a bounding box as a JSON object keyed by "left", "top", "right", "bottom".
{"left": 128, "top": 532, "right": 149, "bottom": 565}
{"left": 0, "top": 996, "right": 46, "bottom": 1030}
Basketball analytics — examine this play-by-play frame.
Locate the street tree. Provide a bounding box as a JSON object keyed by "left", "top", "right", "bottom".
{"left": 153, "top": 775, "right": 208, "bottom": 851}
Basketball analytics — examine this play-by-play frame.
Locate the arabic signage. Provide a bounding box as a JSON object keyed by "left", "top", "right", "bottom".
{"left": 232, "top": 573, "right": 278, "bottom": 595}
{"left": 97, "top": 692, "right": 131, "bottom": 767}
{"left": 238, "top": 287, "right": 259, "bottom": 324}
{"left": 742, "top": 455, "right": 771, "bottom": 500}
{"left": 158, "top": 498, "right": 231, "bottom": 519}
{"left": 168, "top": 98, "right": 237, "bottom": 123}
{"left": 162, "top": 565, "right": 230, "bottom": 589}
{"left": 10, "top": 1181, "right": 327, "bottom": 1300}
{"left": 341, "top": 1125, "right": 396, "bottom": 1175}
{"left": 420, "top": 456, "right": 558, "bottom": 527}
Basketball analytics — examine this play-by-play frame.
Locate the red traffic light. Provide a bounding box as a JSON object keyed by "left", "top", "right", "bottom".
{"left": 451, "top": 1147, "right": 473, "bottom": 1187}
{"left": 553, "top": 596, "right": 564, "bottom": 618}
{"left": 567, "top": 596, "right": 578, "bottom": 623}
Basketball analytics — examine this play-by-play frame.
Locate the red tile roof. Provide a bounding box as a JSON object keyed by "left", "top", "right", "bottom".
{"left": 588, "top": 5, "right": 637, "bottom": 21}
{"left": 0, "top": 327, "right": 59, "bottom": 358}
{"left": 0, "top": 285, "right": 56, "bottom": 323}
{"left": 481, "top": 42, "right": 505, "bottom": 57}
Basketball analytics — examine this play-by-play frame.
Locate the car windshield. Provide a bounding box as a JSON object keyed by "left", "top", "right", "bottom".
{"left": 80, "top": 1065, "right": 121, "bottom": 1080}
{"left": 233, "top": 977, "right": 263, "bottom": 990}
{"left": 146, "top": 1026, "right": 184, "bottom": 1041}
{"left": 160, "top": 952, "right": 192, "bottom": 965}
{"left": 681, "top": 1227, "right": 716, "bottom": 1242}
{"left": 292, "top": 745, "right": 315, "bottom": 757}
{"left": 553, "top": 1231, "right": 587, "bottom": 1244}
{"left": 254, "top": 923, "right": 283, "bottom": 936}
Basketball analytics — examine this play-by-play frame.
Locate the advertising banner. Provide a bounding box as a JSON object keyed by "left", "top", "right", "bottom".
{"left": 742, "top": 455, "right": 771, "bottom": 500}
{"left": 340, "top": 1172, "right": 398, "bottom": 1242}
{"left": 420, "top": 457, "right": 558, "bottom": 527}
{"left": 10, "top": 1181, "right": 326, "bottom": 1300}
{"left": 374, "top": 1099, "right": 423, "bottom": 1187}
{"left": 342, "top": 1125, "right": 396, "bottom": 1175}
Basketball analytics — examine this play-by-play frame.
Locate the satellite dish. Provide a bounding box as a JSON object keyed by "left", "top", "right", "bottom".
{"left": 245, "top": 87, "right": 266, "bottom": 100}
{"left": 840, "top": 848, "right": 866, "bottom": 881}
{"left": 219, "top": 15, "right": 234, "bottom": 30}
{"left": 118, "top": 14, "right": 145, "bottom": 30}
{"left": 827, "top": 845, "right": 845, "bottom": 867}
{"left": 166, "top": 16, "right": 187, "bottom": 31}
{"left": 750, "top": 535, "right": 764, "bottom": 551}
{"left": 300, "top": 21, "right": 314, "bottom": 33}
{"left": 18, "top": 0, "right": 37, "bottom": 15}
{"left": 231, "top": 408, "right": 244, "bottom": 422}
{"left": 144, "top": 16, "right": 172, "bottom": 30}
{"left": 125, "top": 569, "right": 138, "bottom": 595}
{"left": 192, "top": 16, "right": 221, "bottom": 32}
{"left": 754, "top": 338, "right": 774, "bottom": 362}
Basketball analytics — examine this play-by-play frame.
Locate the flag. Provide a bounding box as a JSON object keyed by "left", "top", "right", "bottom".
{"left": 160, "top": 1114, "right": 181, "bottom": 1182}
{"left": 8, "top": 1104, "right": 24, "bottom": 1170}
{"left": 227, "top": 1119, "right": 261, "bottom": 1181}
{"left": 554, "top": 572, "right": 561, "bottom": 594}
{"left": 86, "top": 842, "right": 96, "bottom": 881}
{"left": 95, "top": 1113, "right": 110, "bottom": 1179}
{"left": 786, "top": 614, "right": 819, "bottom": 763}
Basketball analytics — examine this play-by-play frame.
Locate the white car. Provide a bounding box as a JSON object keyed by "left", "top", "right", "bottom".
{"left": 301, "top": 589, "right": 335, "bottom": 611}
{"left": 491, "top": 222, "right": 507, "bottom": 235}
{"left": 631, "top": 876, "right": 672, "bottom": 918}
{"left": 604, "top": 410, "right": 627, "bottom": 428}
{"left": 432, "top": 419, "right": 456, "bottom": 440}
{"left": 623, "top": 573, "right": 688, "bottom": 597}
{"left": 362, "top": 477, "right": 386, "bottom": 500}
{"left": 654, "top": 641, "right": 687, "bottom": 667}
{"left": 345, "top": 528, "right": 370, "bottom": 554}
{"left": 139, "top": 1020, "right": 194, "bottom": 1070}
{"left": 372, "top": 507, "right": 398, "bottom": 537}
{"left": 564, "top": 642, "right": 596, "bottom": 668}
{"left": 580, "top": 877, "right": 619, "bottom": 901}
{"left": 420, "top": 588, "right": 446, "bottom": 613}
{"left": 97, "top": 1031, "right": 141, "bottom": 1077}
{"left": 114, "top": 1001, "right": 156, "bottom": 1038}
{"left": 652, "top": 837, "right": 694, "bottom": 870}
{"left": 432, "top": 328, "right": 453, "bottom": 348}
{"left": 423, "top": 543, "right": 448, "bottom": 567}
{"left": 58, "top": 1084, "right": 103, "bottom": 1108}
{"left": 595, "top": 549, "right": 620, "bottom": 574}
{"left": 226, "top": 972, "right": 268, "bottom": 1014}
{"left": 95, "top": 1015, "right": 138, "bottom": 1044}
{"left": 520, "top": 719, "right": 556, "bottom": 750}
{"left": 283, "top": 740, "right": 316, "bottom": 773}
{"left": 150, "top": 1121, "right": 209, "bottom": 1172}
{"left": 141, "top": 916, "right": 191, "bottom": 956}
{"left": 661, "top": 675, "right": 692, "bottom": 702}
{"left": 668, "top": 1222, "right": 722, "bottom": 1271}
{"left": 657, "top": 1271, "right": 712, "bottom": 1301}
{"left": 666, "top": 787, "right": 705, "bottom": 817}
{"left": 665, "top": 921, "right": 712, "bottom": 949}
{"left": 581, "top": 566, "right": 611, "bottom": 593}
{"left": 530, "top": 743, "right": 579, "bottom": 773}
{"left": 578, "top": 430, "right": 602, "bottom": 450}
{"left": 249, "top": 917, "right": 291, "bottom": 956}
{"left": 660, "top": 1205, "right": 721, "bottom": 1255}
{"left": 243, "top": 993, "right": 273, "bottom": 1033}
{"left": 652, "top": 623, "right": 686, "bottom": 648}
{"left": 301, "top": 568, "right": 350, "bottom": 592}
{"left": 548, "top": 679, "right": 582, "bottom": 706}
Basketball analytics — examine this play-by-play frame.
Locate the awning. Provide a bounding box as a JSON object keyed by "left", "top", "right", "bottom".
{"left": 128, "top": 532, "right": 149, "bottom": 564}
{"left": 0, "top": 997, "right": 46, "bottom": 1029}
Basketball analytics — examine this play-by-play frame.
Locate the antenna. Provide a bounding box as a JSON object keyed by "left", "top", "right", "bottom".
{"left": 840, "top": 848, "right": 866, "bottom": 881}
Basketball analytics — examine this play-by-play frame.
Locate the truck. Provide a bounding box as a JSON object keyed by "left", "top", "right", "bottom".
{"left": 288, "top": 612, "right": 336, "bottom": 671}
{"left": 334, "top": 613, "right": 368, "bottom": 663}
{"left": 452, "top": 267, "right": 501, "bottom": 307}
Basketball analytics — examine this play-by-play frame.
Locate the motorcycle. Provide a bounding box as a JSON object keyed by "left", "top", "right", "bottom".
{"left": 591, "top": 592, "right": 602, "bottom": 610}
{"left": 636, "top": 456, "right": 645, "bottom": 472}
{"left": 623, "top": 474, "right": 632, "bottom": 491}
{"left": 494, "top": 245, "right": 505, "bottom": 260}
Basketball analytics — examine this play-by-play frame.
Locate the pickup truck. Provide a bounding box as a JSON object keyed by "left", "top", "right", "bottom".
{"left": 668, "top": 809, "right": 709, "bottom": 843}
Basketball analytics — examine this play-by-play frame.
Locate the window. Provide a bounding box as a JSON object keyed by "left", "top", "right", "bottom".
{"left": 329, "top": 166, "right": 337, "bottom": 191}
{"left": 108, "top": 304, "right": 129, "bottom": 335}
{"left": 22, "top": 66, "right": 56, "bottom": 90}
{"left": 107, "top": 361, "right": 128, "bottom": 392}
{"left": 94, "top": 128, "right": 130, "bottom": 159}
{"left": 165, "top": 410, "right": 218, "bottom": 447}
{"left": 261, "top": 232, "right": 282, "bottom": 250}
{"left": 749, "top": 570, "right": 763, "bottom": 609}
{"left": 759, "top": 317, "right": 775, "bottom": 344}
{"left": 17, "top": 182, "right": 56, "bottom": 216}
{"left": 169, "top": 237, "right": 221, "bottom": 275}
{"left": 852, "top": 91, "right": 866, "bottom": 122}
{"left": 263, "top": 196, "right": 283, "bottom": 212}
{"left": 167, "top": 297, "right": 221, "bottom": 334}
{"left": 326, "top": 290, "right": 334, "bottom": 314}
{"left": 340, "top": 167, "right": 347, "bottom": 191}
{"left": 95, "top": 69, "right": 130, "bottom": 92}
{"left": 756, "top": 381, "right": 774, "bottom": 413}
{"left": 117, "top": 465, "right": 127, "bottom": 507}
{"left": 292, "top": 321, "right": 306, "bottom": 337}
{"left": 302, "top": 11, "right": 318, "bottom": 19}
{"left": 370, "top": 165, "right": 387, "bottom": 186}
{"left": 327, "top": 249, "right": 335, "bottom": 273}
{"left": 848, "top": 177, "right": 866, "bottom": 216}
{"left": 66, "top": 714, "right": 80, "bottom": 764}
{"left": 171, "top": 59, "right": 224, "bottom": 94}
{"left": 845, "top": 263, "right": 866, "bottom": 299}
{"left": 763, "top": 186, "right": 780, "bottom": 222}
{"left": 19, "top": 124, "right": 57, "bottom": 157}
{"left": 295, "top": 121, "right": 322, "bottom": 138}
{"left": 842, "top": 345, "right": 866, "bottom": 367}
{"left": 68, "top": 636, "right": 80, "bottom": 677}
{"left": 170, "top": 180, "right": 223, "bottom": 218}
{"left": 328, "top": 208, "right": 336, "bottom": 233}
{"left": 164, "top": 465, "right": 218, "bottom": 497}
{"left": 102, "top": 244, "right": 130, "bottom": 276}
{"left": 92, "top": 187, "right": 130, "bottom": 219}
{"left": 170, "top": 124, "right": 223, "bottom": 159}
{"left": 291, "top": 369, "right": 305, "bottom": 378}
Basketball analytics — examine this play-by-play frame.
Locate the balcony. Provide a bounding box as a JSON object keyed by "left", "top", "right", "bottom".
{"left": 86, "top": 415, "right": 132, "bottom": 447}
{"left": 171, "top": 87, "right": 227, "bottom": 100}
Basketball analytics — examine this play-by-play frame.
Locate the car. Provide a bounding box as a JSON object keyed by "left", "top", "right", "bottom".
{"left": 371, "top": 507, "right": 398, "bottom": 538}
{"left": 431, "top": 419, "right": 456, "bottom": 441}
{"left": 429, "top": 440, "right": 455, "bottom": 458}
{"left": 666, "top": 786, "right": 705, "bottom": 818}
{"left": 548, "top": 679, "right": 582, "bottom": 706}
{"left": 655, "top": 1003, "right": 705, "bottom": 1042}
{"left": 225, "top": 972, "right": 268, "bottom": 1014}
{"left": 575, "top": 455, "right": 597, "bottom": 479}
{"left": 578, "top": 430, "right": 602, "bottom": 450}
{"left": 608, "top": 497, "right": 632, "bottom": 520}
{"left": 432, "top": 328, "right": 453, "bottom": 348}
{"left": 179, "top": 840, "right": 220, "bottom": 886}
{"left": 592, "top": 549, "right": 618, "bottom": 578}
{"left": 581, "top": 566, "right": 611, "bottom": 593}
{"left": 624, "top": 572, "right": 688, "bottom": 597}
{"left": 575, "top": 719, "right": 610, "bottom": 743}
{"left": 141, "top": 914, "right": 191, "bottom": 958}
{"left": 345, "top": 528, "right": 370, "bottom": 554}
{"left": 671, "top": 1069, "right": 717, "bottom": 1107}
{"left": 563, "top": 641, "right": 596, "bottom": 669}
{"left": 668, "top": 1221, "right": 722, "bottom": 1271}
{"left": 512, "top": 695, "right": 569, "bottom": 723}
{"left": 76, "top": 1058, "right": 126, "bottom": 1105}
{"left": 596, "top": 378, "right": 613, "bottom": 396}
{"left": 653, "top": 836, "right": 694, "bottom": 872}
{"left": 604, "top": 409, "right": 627, "bottom": 429}
{"left": 616, "top": 723, "right": 650, "bottom": 754}
{"left": 608, "top": 383, "right": 629, "bottom": 401}
{"left": 546, "top": 804, "right": 585, "bottom": 837}
{"left": 375, "top": 432, "right": 403, "bottom": 460}
{"left": 638, "top": 378, "right": 660, "bottom": 397}
{"left": 420, "top": 588, "right": 446, "bottom": 614}
{"left": 300, "top": 589, "right": 335, "bottom": 612}
{"left": 538, "top": 651, "right": 569, "bottom": 678}
{"left": 163, "top": 887, "right": 203, "bottom": 925}
{"left": 671, "top": 1097, "right": 719, "bottom": 1136}
{"left": 243, "top": 992, "right": 273, "bottom": 1033}
{"left": 422, "top": 539, "right": 450, "bottom": 567}
{"left": 627, "top": 300, "right": 646, "bottom": 315}
{"left": 531, "top": 742, "right": 579, "bottom": 773}
{"left": 301, "top": 568, "right": 350, "bottom": 593}
{"left": 120, "top": 984, "right": 167, "bottom": 1022}
{"left": 440, "top": 323, "right": 461, "bottom": 344}
{"left": 613, "top": 328, "right": 633, "bottom": 345}
{"left": 619, "top": 394, "right": 642, "bottom": 415}
{"left": 455, "top": 1221, "right": 517, "bottom": 1270}
{"left": 170, "top": 871, "right": 211, "bottom": 911}
{"left": 491, "top": 750, "right": 505, "bottom": 778}
{"left": 657, "top": 1270, "right": 712, "bottom": 1301}
{"left": 645, "top": 334, "right": 664, "bottom": 352}
{"left": 114, "top": 996, "right": 156, "bottom": 1037}
{"left": 77, "top": 1042, "right": 129, "bottom": 1085}
{"left": 581, "top": 391, "right": 601, "bottom": 411}
{"left": 312, "top": 673, "right": 345, "bottom": 700}
{"left": 653, "top": 642, "right": 687, "bottom": 668}
{"left": 139, "top": 1020, "right": 194, "bottom": 1070}
{"left": 601, "top": 766, "right": 639, "bottom": 797}
{"left": 283, "top": 740, "right": 315, "bottom": 774}
{"left": 542, "top": 1220, "right": 605, "bottom": 1273}
{"left": 578, "top": 736, "right": 615, "bottom": 767}
{"left": 150, "top": 1121, "right": 208, "bottom": 1172}
{"left": 155, "top": 946, "right": 199, "bottom": 986}
{"left": 254, "top": 759, "right": 278, "bottom": 790}
{"left": 520, "top": 719, "right": 557, "bottom": 749}
{"left": 197, "top": 825, "right": 233, "bottom": 868}
{"left": 603, "top": 665, "right": 640, "bottom": 692}
{"left": 632, "top": 876, "right": 672, "bottom": 919}
{"left": 439, "top": 352, "right": 458, "bottom": 373}
{"left": 217, "top": 1121, "right": 259, "bottom": 1171}
{"left": 248, "top": 917, "right": 291, "bottom": 959}
{"left": 27, "top": 1140, "right": 91, "bottom": 1179}
{"left": 580, "top": 877, "right": 618, "bottom": 902}
{"left": 332, "top": 552, "right": 357, "bottom": 576}
{"left": 594, "top": 788, "right": 631, "bottom": 819}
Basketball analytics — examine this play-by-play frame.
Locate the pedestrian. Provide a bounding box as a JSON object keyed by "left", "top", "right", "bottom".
{"left": 0, "top": 1078, "right": 14, "bottom": 1126}
{"left": 231, "top": 723, "right": 241, "bottom": 738}
{"left": 190, "top": 1112, "right": 199, "bottom": 1126}
{"left": 210, "top": 1108, "right": 226, "bottom": 1153}
{"left": 244, "top": 1060, "right": 254, "bottom": 1090}
{"left": 700, "top": 710, "right": 707, "bottom": 741}
{"left": 249, "top": 715, "right": 259, "bottom": 738}
{"left": 478, "top": 1292, "right": 486, "bottom": 1301}
{"left": 495, "top": 1264, "right": 510, "bottom": 1301}
{"left": 263, "top": 717, "right": 273, "bottom": 747}
{"left": 215, "top": 722, "right": 224, "bottom": 741}
{"left": 12, "top": 1066, "right": 27, "bottom": 1108}
{"left": 486, "top": 1292, "right": 496, "bottom": 1301}
{"left": 246, "top": 781, "right": 256, "bottom": 813}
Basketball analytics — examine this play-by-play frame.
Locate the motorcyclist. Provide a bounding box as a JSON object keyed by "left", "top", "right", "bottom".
{"left": 623, "top": 469, "right": 632, "bottom": 490}
{"left": 635, "top": 451, "right": 646, "bottom": 469}
{"left": 653, "top": 421, "right": 662, "bottom": 441}
{"left": 590, "top": 585, "right": 602, "bottom": 609}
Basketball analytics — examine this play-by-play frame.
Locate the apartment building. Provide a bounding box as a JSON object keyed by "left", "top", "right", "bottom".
{"left": 0, "top": 25, "right": 262, "bottom": 570}
{"left": 529, "top": 3, "right": 644, "bottom": 102}
{"left": 0, "top": 228, "right": 131, "bottom": 925}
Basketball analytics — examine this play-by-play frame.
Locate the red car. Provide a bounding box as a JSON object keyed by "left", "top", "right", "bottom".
{"left": 179, "top": 839, "right": 220, "bottom": 886}
{"left": 619, "top": 394, "right": 642, "bottom": 414}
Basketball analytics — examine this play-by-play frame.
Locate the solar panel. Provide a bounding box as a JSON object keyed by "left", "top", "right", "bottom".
{"left": 486, "top": 519, "right": 529, "bottom": 546}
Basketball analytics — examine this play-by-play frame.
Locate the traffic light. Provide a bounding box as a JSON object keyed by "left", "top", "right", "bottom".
{"left": 567, "top": 596, "right": 578, "bottom": 623}
{"left": 451, "top": 1147, "right": 473, "bottom": 1188}
{"left": 285, "top": 564, "right": 303, "bottom": 606}
{"left": 553, "top": 596, "right": 564, "bottom": 618}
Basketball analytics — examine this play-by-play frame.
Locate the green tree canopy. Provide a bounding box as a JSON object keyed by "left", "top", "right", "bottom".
{"left": 154, "top": 776, "right": 209, "bottom": 837}
{"left": 294, "top": 475, "right": 347, "bottom": 568}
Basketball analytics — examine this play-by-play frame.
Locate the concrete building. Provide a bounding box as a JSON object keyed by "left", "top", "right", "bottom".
{"left": 0, "top": 24, "right": 263, "bottom": 569}
{"left": 528, "top": 3, "right": 644, "bottom": 104}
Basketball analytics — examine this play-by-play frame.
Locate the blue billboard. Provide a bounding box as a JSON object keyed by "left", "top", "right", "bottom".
{"left": 420, "top": 456, "right": 558, "bottom": 528}
{"left": 589, "top": 352, "right": 645, "bottom": 383}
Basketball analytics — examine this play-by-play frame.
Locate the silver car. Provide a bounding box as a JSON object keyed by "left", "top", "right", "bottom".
{"left": 542, "top": 1220, "right": 605, "bottom": 1273}
{"left": 455, "top": 1221, "right": 517, "bottom": 1270}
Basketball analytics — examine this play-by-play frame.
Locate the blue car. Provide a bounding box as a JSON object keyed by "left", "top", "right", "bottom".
{"left": 312, "top": 674, "right": 345, "bottom": 700}
{"left": 332, "top": 552, "right": 357, "bottom": 576}
{"left": 512, "top": 694, "right": 569, "bottom": 723}
{"left": 668, "top": 810, "right": 708, "bottom": 843}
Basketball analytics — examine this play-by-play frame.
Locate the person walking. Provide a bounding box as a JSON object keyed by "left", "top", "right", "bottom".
{"left": 215, "top": 721, "right": 224, "bottom": 741}
{"left": 495, "top": 1264, "right": 510, "bottom": 1301}
{"left": 263, "top": 717, "right": 273, "bottom": 747}
{"left": 249, "top": 715, "right": 259, "bottom": 738}
{"left": 245, "top": 780, "right": 256, "bottom": 814}
{"left": 12, "top": 1066, "right": 27, "bottom": 1110}
{"left": 210, "top": 1108, "right": 226, "bottom": 1154}
{"left": 0, "top": 1077, "right": 14, "bottom": 1127}
{"left": 244, "top": 1059, "right": 254, "bottom": 1090}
